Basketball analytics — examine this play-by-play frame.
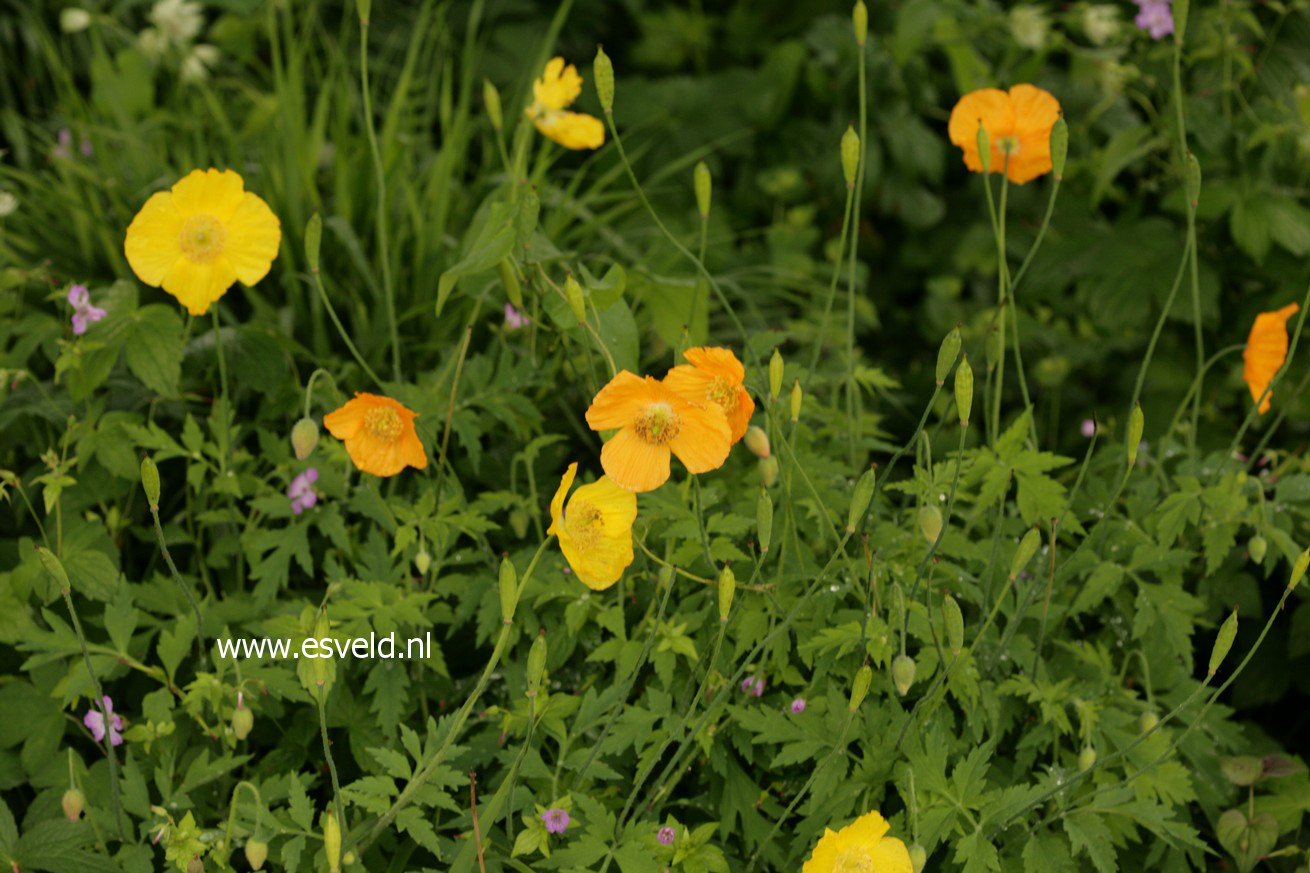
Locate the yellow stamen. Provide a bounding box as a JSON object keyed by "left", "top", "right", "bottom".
{"left": 179, "top": 214, "right": 227, "bottom": 263}
{"left": 707, "top": 376, "right": 739, "bottom": 414}
{"left": 364, "top": 406, "right": 403, "bottom": 442}
{"left": 564, "top": 501, "right": 604, "bottom": 551}
{"left": 833, "top": 849, "right": 877, "bottom": 873}
{"left": 633, "top": 402, "right": 681, "bottom": 446}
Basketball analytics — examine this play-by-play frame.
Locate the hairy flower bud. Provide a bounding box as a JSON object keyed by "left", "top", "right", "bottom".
{"left": 1140, "top": 710, "right": 1159, "bottom": 733}
{"left": 1248, "top": 535, "right": 1267, "bottom": 565}
{"left": 62, "top": 787, "right": 85, "bottom": 821}
{"left": 323, "top": 811, "right": 342, "bottom": 873}
{"left": 694, "top": 162, "right": 712, "bottom": 219}
{"left": 1078, "top": 746, "right": 1097, "bottom": 772}
{"left": 918, "top": 505, "right": 943, "bottom": 544}
{"left": 848, "top": 663, "right": 872, "bottom": 712}
{"left": 936, "top": 326, "right": 961, "bottom": 385}
{"left": 756, "top": 489, "right": 773, "bottom": 555}
{"left": 527, "top": 629, "right": 547, "bottom": 696}
{"left": 483, "top": 78, "right": 503, "bottom": 132}
{"left": 594, "top": 46, "right": 615, "bottom": 114}
{"left": 232, "top": 704, "right": 253, "bottom": 741}
{"left": 245, "top": 839, "right": 269, "bottom": 871}
{"left": 291, "top": 418, "right": 320, "bottom": 461}
{"left": 891, "top": 654, "right": 917, "bottom": 696}
{"left": 852, "top": 0, "right": 868, "bottom": 46}
{"left": 955, "top": 354, "right": 974, "bottom": 427}
{"left": 743, "top": 425, "right": 771, "bottom": 459}
{"left": 187, "top": 855, "right": 205, "bottom": 873}
{"left": 760, "top": 456, "right": 779, "bottom": 488}
{"left": 499, "top": 555, "right": 518, "bottom": 625}
{"left": 790, "top": 379, "right": 803, "bottom": 422}
{"left": 414, "top": 548, "right": 431, "bottom": 576}
{"left": 718, "top": 565, "right": 735, "bottom": 623}
{"left": 564, "top": 275, "right": 587, "bottom": 324}
{"left": 1050, "top": 117, "right": 1069, "bottom": 181}
{"left": 1209, "top": 609, "right": 1237, "bottom": 676}
{"left": 943, "top": 593, "right": 964, "bottom": 656}
{"left": 1127, "top": 403, "right": 1144, "bottom": 466}
{"left": 1009, "top": 527, "right": 1042, "bottom": 581}
{"left": 841, "top": 126, "right": 860, "bottom": 189}
{"left": 769, "top": 349, "right": 784, "bottom": 401}
{"left": 141, "top": 454, "right": 161, "bottom": 509}
{"left": 1290, "top": 548, "right": 1309, "bottom": 591}
{"left": 847, "top": 467, "right": 876, "bottom": 533}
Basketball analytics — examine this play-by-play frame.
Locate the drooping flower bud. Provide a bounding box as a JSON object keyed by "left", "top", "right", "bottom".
{"left": 245, "top": 839, "right": 269, "bottom": 871}
{"left": 790, "top": 379, "right": 803, "bottom": 422}
{"left": 936, "top": 326, "right": 961, "bottom": 385}
{"left": 769, "top": 349, "right": 784, "bottom": 401}
{"left": 187, "top": 855, "right": 205, "bottom": 873}
{"left": 141, "top": 454, "right": 161, "bottom": 509}
{"left": 942, "top": 593, "right": 964, "bottom": 656}
{"left": 305, "top": 212, "right": 322, "bottom": 273}
{"left": 718, "top": 565, "right": 735, "bottom": 623}
{"left": 852, "top": 0, "right": 868, "bottom": 46}
{"left": 760, "top": 457, "right": 779, "bottom": 488}
{"left": 743, "top": 425, "right": 771, "bottom": 459}
{"left": 483, "top": 78, "right": 503, "bottom": 132}
{"left": 564, "top": 275, "right": 587, "bottom": 324}
{"left": 694, "top": 162, "right": 712, "bottom": 220}
{"left": 291, "top": 417, "right": 320, "bottom": 461}
{"left": 1050, "top": 117, "right": 1068, "bottom": 181}
{"left": 1009, "top": 527, "right": 1041, "bottom": 581}
{"left": 954, "top": 354, "right": 974, "bottom": 427}
{"left": 414, "top": 548, "right": 431, "bottom": 576}
{"left": 498, "top": 259, "right": 523, "bottom": 309}
{"left": 1127, "top": 403, "right": 1144, "bottom": 466}
{"left": 323, "top": 811, "right": 342, "bottom": 873}
{"left": 756, "top": 489, "right": 773, "bottom": 555}
{"left": 918, "top": 505, "right": 943, "bottom": 543}
{"left": 1248, "top": 535, "right": 1268, "bottom": 565}
{"left": 526, "top": 629, "right": 547, "bottom": 696}
{"left": 62, "top": 787, "right": 85, "bottom": 821}
{"left": 891, "top": 654, "right": 916, "bottom": 696}
{"left": 841, "top": 126, "right": 860, "bottom": 189}
{"left": 848, "top": 663, "right": 872, "bottom": 712}
{"left": 232, "top": 699, "right": 254, "bottom": 741}
{"left": 1139, "top": 710, "right": 1159, "bottom": 733}
{"left": 1208, "top": 609, "right": 1237, "bottom": 677}
{"left": 499, "top": 555, "right": 518, "bottom": 625}
{"left": 1078, "top": 746, "right": 1097, "bottom": 772}
{"left": 594, "top": 46, "right": 615, "bottom": 114}
{"left": 847, "top": 466, "right": 876, "bottom": 533}
{"left": 1290, "top": 548, "right": 1309, "bottom": 591}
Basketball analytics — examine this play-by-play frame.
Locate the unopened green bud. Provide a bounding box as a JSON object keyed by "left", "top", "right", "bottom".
{"left": 744, "top": 425, "right": 771, "bottom": 459}
{"left": 526, "top": 629, "right": 547, "bottom": 695}
{"left": 291, "top": 417, "right": 320, "bottom": 461}
{"left": 483, "top": 78, "right": 503, "bottom": 132}
{"left": 790, "top": 379, "right": 802, "bottom": 422}
{"left": 305, "top": 212, "right": 322, "bottom": 273}
{"left": 594, "top": 46, "right": 614, "bottom": 114}
{"left": 943, "top": 593, "right": 964, "bottom": 656}
{"left": 891, "top": 654, "right": 917, "bottom": 696}
{"left": 509, "top": 508, "right": 529, "bottom": 539}
{"left": 976, "top": 124, "right": 991, "bottom": 173}
{"left": 187, "top": 855, "right": 205, "bottom": 873}
{"left": 936, "top": 326, "right": 961, "bottom": 385}
{"left": 848, "top": 663, "right": 873, "bottom": 712}
{"left": 499, "top": 555, "right": 518, "bottom": 624}
{"left": 1248, "top": 535, "right": 1267, "bottom": 565}
{"left": 141, "top": 454, "right": 161, "bottom": 508}
{"left": 1185, "top": 152, "right": 1201, "bottom": 209}
{"left": 1127, "top": 403, "right": 1144, "bottom": 465}
{"left": 355, "top": 0, "right": 371, "bottom": 25}
{"left": 908, "top": 845, "right": 926, "bottom": 873}
{"left": 323, "top": 811, "right": 342, "bottom": 873}
{"left": 1050, "top": 117, "right": 1068, "bottom": 181}
{"left": 1290, "top": 547, "right": 1309, "bottom": 591}
{"left": 1009, "top": 527, "right": 1042, "bottom": 580}
{"left": 841, "top": 126, "right": 860, "bottom": 189}
{"left": 1221, "top": 755, "right": 1264, "bottom": 787}
{"left": 414, "top": 548, "right": 431, "bottom": 576}
{"left": 36, "top": 545, "right": 71, "bottom": 593}
{"left": 245, "top": 839, "right": 269, "bottom": 871}
{"left": 718, "top": 565, "right": 736, "bottom": 622}
{"left": 760, "top": 456, "right": 779, "bottom": 488}
{"left": 694, "top": 162, "right": 712, "bottom": 219}
{"left": 954, "top": 354, "right": 974, "bottom": 427}
{"left": 1173, "top": 0, "right": 1189, "bottom": 43}
{"left": 769, "top": 349, "right": 784, "bottom": 400}
{"left": 757, "top": 489, "right": 773, "bottom": 555}
{"left": 985, "top": 323, "right": 1003, "bottom": 369}
{"left": 498, "top": 259, "right": 523, "bottom": 308}
{"left": 847, "top": 466, "right": 876, "bottom": 533}
{"left": 564, "top": 275, "right": 587, "bottom": 324}
{"left": 918, "top": 504, "right": 943, "bottom": 543}
{"left": 1209, "top": 609, "right": 1237, "bottom": 676}
{"left": 1078, "top": 746, "right": 1097, "bottom": 772}
{"left": 62, "top": 787, "right": 85, "bottom": 821}
{"left": 852, "top": 0, "right": 868, "bottom": 46}
{"left": 1140, "top": 710, "right": 1159, "bottom": 733}
{"left": 232, "top": 704, "right": 253, "bottom": 741}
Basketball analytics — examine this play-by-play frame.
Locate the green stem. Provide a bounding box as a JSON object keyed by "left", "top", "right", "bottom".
{"left": 150, "top": 504, "right": 206, "bottom": 658}
{"left": 308, "top": 249, "right": 385, "bottom": 389}
{"left": 222, "top": 781, "right": 264, "bottom": 869}
{"left": 845, "top": 39, "right": 869, "bottom": 469}
{"left": 1171, "top": 23, "right": 1203, "bottom": 455}
{"left": 318, "top": 693, "right": 345, "bottom": 850}
{"left": 212, "top": 307, "right": 231, "bottom": 468}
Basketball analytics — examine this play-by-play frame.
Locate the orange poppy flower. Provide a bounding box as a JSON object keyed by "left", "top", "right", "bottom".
{"left": 1243, "top": 303, "right": 1299, "bottom": 414}
{"left": 663, "top": 346, "right": 755, "bottom": 444}
{"left": 585, "top": 371, "right": 731, "bottom": 493}
{"left": 323, "top": 393, "right": 428, "bottom": 477}
{"left": 947, "top": 85, "right": 1061, "bottom": 184}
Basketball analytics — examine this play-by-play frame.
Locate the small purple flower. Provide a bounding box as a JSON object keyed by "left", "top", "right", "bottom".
{"left": 67, "top": 285, "right": 106, "bottom": 335}
{"left": 504, "top": 303, "right": 530, "bottom": 330}
{"left": 657, "top": 826, "right": 676, "bottom": 845}
{"left": 751, "top": 677, "right": 765, "bottom": 697}
{"left": 84, "top": 696, "right": 124, "bottom": 746}
{"left": 1080, "top": 419, "right": 1097, "bottom": 438}
{"left": 740, "top": 676, "right": 755, "bottom": 694}
{"left": 790, "top": 697, "right": 806, "bottom": 714}
{"left": 542, "top": 808, "right": 570, "bottom": 834}
{"left": 1134, "top": 0, "right": 1173, "bottom": 40}
{"left": 53, "top": 128, "right": 73, "bottom": 160}
{"left": 288, "top": 467, "right": 319, "bottom": 515}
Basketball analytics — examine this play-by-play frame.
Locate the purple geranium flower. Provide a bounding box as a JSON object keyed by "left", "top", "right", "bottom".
{"left": 1081, "top": 419, "right": 1098, "bottom": 438}
{"left": 542, "top": 808, "right": 570, "bottom": 834}
{"left": 790, "top": 697, "right": 807, "bottom": 714}
{"left": 288, "top": 467, "right": 319, "bottom": 515}
{"left": 1134, "top": 0, "right": 1173, "bottom": 40}
{"left": 84, "top": 696, "right": 123, "bottom": 746}
{"left": 657, "top": 826, "right": 676, "bottom": 845}
{"left": 504, "top": 303, "right": 530, "bottom": 330}
{"left": 67, "top": 285, "right": 106, "bottom": 335}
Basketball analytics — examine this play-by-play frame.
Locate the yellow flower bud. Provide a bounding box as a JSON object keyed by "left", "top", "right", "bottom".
{"left": 909, "top": 845, "right": 926, "bottom": 873}
{"left": 848, "top": 663, "right": 872, "bottom": 712}
{"left": 942, "top": 593, "right": 964, "bottom": 656}
{"left": 891, "top": 654, "right": 916, "bottom": 696}
{"left": 1290, "top": 547, "right": 1309, "bottom": 591}
{"left": 790, "top": 379, "right": 802, "bottom": 423}
{"left": 847, "top": 466, "right": 876, "bottom": 534}
{"left": 918, "top": 505, "right": 943, "bottom": 543}
{"left": 769, "top": 349, "right": 784, "bottom": 401}
{"left": 414, "top": 548, "right": 431, "bottom": 576}
{"left": 743, "top": 425, "right": 771, "bottom": 459}
{"left": 954, "top": 354, "right": 974, "bottom": 427}
{"left": 499, "top": 554, "right": 518, "bottom": 625}
{"left": 756, "top": 488, "right": 774, "bottom": 555}
{"left": 1078, "top": 746, "right": 1097, "bottom": 772}
{"left": 694, "top": 161, "right": 712, "bottom": 220}
{"left": 232, "top": 704, "right": 253, "bottom": 741}
{"left": 1208, "top": 609, "right": 1237, "bottom": 677}
{"left": 564, "top": 275, "right": 587, "bottom": 324}
{"left": 483, "top": 78, "right": 503, "bottom": 132}
{"left": 323, "top": 811, "right": 342, "bottom": 873}
{"left": 936, "top": 326, "right": 961, "bottom": 385}
{"left": 1127, "top": 403, "right": 1144, "bottom": 466}
{"left": 498, "top": 259, "right": 523, "bottom": 309}
{"left": 526, "top": 629, "right": 547, "bottom": 696}
{"left": 1009, "top": 527, "right": 1041, "bottom": 581}
{"left": 245, "top": 839, "right": 269, "bottom": 871}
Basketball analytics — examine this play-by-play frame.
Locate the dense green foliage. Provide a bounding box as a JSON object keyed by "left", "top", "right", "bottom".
{"left": 3, "top": 0, "right": 1310, "bottom": 871}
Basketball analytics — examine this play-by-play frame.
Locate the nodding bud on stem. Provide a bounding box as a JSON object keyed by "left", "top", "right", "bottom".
{"left": 527, "top": 629, "right": 547, "bottom": 696}
{"left": 1248, "top": 535, "right": 1267, "bottom": 565}
{"left": 841, "top": 126, "right": 860, "bottom": 189}
{"left": 244, "top": 839, "right": 269, "bottom": 871}
{"left": 790, "top": 379, "right": 803, "bottom": 422}
{"left": 1078, "top": 746, "right": 1097, "bottom": 772}
{"left": 852, "top": 0, "right": 868, "bottom": 46}
{"left": 498, "top": 259, "right": 523, "bottom": 308}
{"left": 976, "top": 124, "right": 991, "bottom": 173}
{"left": 36, "top": 545, "right": 71, "bottom": 594}
{"left": 414, "top": 548, "right": 431, "bottom": 575}
{"left": 936, "top": 326, "right": 961, "bottom": 385}
{"left": 1185, "top": 152, "right": 1201, "bottom": 210}
{"left": 594, "top": 46, "right": 615, "bottom": 114}
{"left": 769, "top": 349, "right": 784, "bottom": 401}
{"left": 232, "top": 696, "right": 253, "bottom": 740}
{"left": 1050, "top": 117, "right": 1068, "bottom": 181}
{"left": 564, "top": 275, "right": 587, "bottom": 324}
{"left": 743, "top": 425, "right": 771, "bottom": 459}
{"left": 1208, "top": 609, "right": 1237, "bottom": 676}
{"left": 848, "top": 663, "right": 872, "bottom": 712}
{"left": 1009, "top": 527, "right": 1042, "bottom": 580}
{"left": 323, "top": 811, "right": 342, "bottom": 873}
{"left": 483, "top": 78, "right": 503, "bottom": 132}
{"left": 694, "top": 162, "right": 712, "bottom": 220}
{"left": 291, "top": 418, "right": 320, "bottom": 461}
{"left": 891, "top": 654, "right": 916, "bottom": 697}
{"left": 305, "top": 212, "right": 322, "bottom": 273}
{"left": 954, "top": 354, "right": 974, "bottom": 427}
{"left": 943, "top": 593, "right": 964, "bottom": 656}
{"left": 499, "top": 555, "right": 518, "bottom": 624}
{"left": 187, "top": 855, "right": 205, "bottom": 873}
{"left": 718, "top": 565, "right": 735, "bottom": 623}
{"left": 1290, "top": 548, "right": 1309, "bottom": 591}
{"left": 918, "top": 505, "right": 943, "bottom": 544}
{"left": 909, "top": 845, "right": 927, "bottom": 873}
{"left": 141, "top": 454, "right": 161, "bottom": 509}
{"left": 760, "top": 456, "right": 779, "bottom": 488}
{"left": 847, "top": 466, "right": 876, "bottom": 534}
{"left": 62, "top": 787, "right": 85, "bottom": 821}
{"left": 756, "top": 489, "right": 774, "bottom": 555}
{"left": 1127, "top": 403, "right": 1144, "bottom": 466}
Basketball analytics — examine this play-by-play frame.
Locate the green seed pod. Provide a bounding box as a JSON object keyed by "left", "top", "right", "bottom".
{"left": 36, "top": 545, "right": 71, "bottom": 593}
{"left": 499, "top": 555, "right": 518, "bottom": 625}
{"left": 291, "top": 417, "right": 320, "bottom": 461}
{"left": 526, "top": 629, "right": 547, "bottom": 696}
{"left": 790, "top": 379, "right": 803, "bottom": 422}
{"left": 62, "top": 787, "right": 85, "bottom": 821}
{"left": 760, "top": 456, "right": 779, "bottom": 488}
{"left": 355, "top": 0, "right": 371, "bottom": 25}
{"left": 1127, "top": 403, "right": 1144, "bottom": 466}
{"left": 718, "top": 565, "right": 736, "bottom": 623}
{"left": 305, "top": 212, "right": 323, "bottom": 273}
{"left": 954, "top": 354, "right": 974, "bottom": 427}
{"left": 1172, "top": 0, "right": 1188, "bottom": 43}
{"left": 498, "top": 259, "right": 523, "bottom": 309}
{"left": 141, "top": 454, "right": 161, "bottom": 509}
{"left": 1050, "top": 117, "right": 1068, "bottom": 181}
{"left": 312, "top": 612, "right": 332, "bottom": 692}
{"left": 756, "top": 489, "right": 773, "bottom": 555}
{"left": 984, "top": 323, "right": 1003, "bottom": 369}
{"left": 593, "top": 46, "right": 615, "bottom": 114}
{"left": 245, "top": 839, "right": 269, "bottom": 871}
{"left": 936, "top": 326, "right": 961, "bottom": 385}
{"left": 841, "top": 126, "right": 860, "bottom": 189}
{"left": 1078, "top": 746, "right": 1097, "bottom": 772}
{"left": 323, "top": 810, "right": 342, "bottom": 873}
{"left": 483, "top": 78, "right": 503, "bottom": 132}
{"left": 187, "top": 855, "right": 205, "bottom": 873}
{"left": 743, "top": 425, "right": 771, "bottom": 459}
{"left": 852, "top": 0, "right": 868, "bottom": 46}
{"left": 1185, "top": 152, "right": 1201, "bottom": 209}
{"left": 414, "top": 548, "right": 431, "bottom": 576}
{"left": 976, "top": 124, "right": 991, "bottom": 173}
{"left": 1208, "top": 609, "right": 1238, "bottom": 676}
{"left": 769, "top": 349, "right": 784, "bottom": 401}
{"left": 848, "top": 663, "right": 873, "bottom": 712}
{"left": 891, "top": 654, "right": 917, "bottom": 696}
{"left": 509, "top": 508, "right": 529, "bottom": 539}
{"left": 918, "top": 504, "right": 943, "bottom": 543}
{"left": 1009, "top": 527, "right": 1042, "bottom": 580}
{"left": 942, "top": 593, "right": 964, "bottom": 656}
{"left": 908, "top": 845, "right": 926, "bottom": 873}
{"left": 564, "top": 275, "right": 587, "bottom": 324}
{"left": 694, "top": 161, "right": 712, "bottom": 220}
{"left": 232, "top": 705, "right": 254, "bottom": 741}
{"left": 1248, "top": 535, "right": 1268, "bottom": 565}
{"left": 847, "top": 466, "right": 876, "bottom": 533}
{"left": 1290, "top": 548, "right": 1309, "bottom": 591}
{"left": 1139, "top": 710, "right": 1159, "bottom": 733}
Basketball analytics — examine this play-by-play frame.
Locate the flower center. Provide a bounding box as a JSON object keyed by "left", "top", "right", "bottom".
{"left": 564, "top": 501, "right": 604, "bottom": 551}
{"left": 707, "top": 376, "right": 739, "bottom": 414}
{"left": 364, "top": 406, "right": 404, "bottom": 442}
{"left": 834, "top": 849, "right": 877, "bottom": 873}
{"left": 633, "top": 402, "right": 681, "bottom": 446}
{"left": 996, "top": 135, "right": 1021, "bottom": 156}
{"left": 179, "top": 214, "right": 227, "bottom": 263}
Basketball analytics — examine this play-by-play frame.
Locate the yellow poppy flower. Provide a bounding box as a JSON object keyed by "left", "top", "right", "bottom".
{"left": 124, "top": 168, "right": 281, "bottom": 315}
{"left": 586, "top": 371, "right": 732, "bottom": 493}
{"left": 663, "top": 346, "right": 755, "bottom": 444}
{"left": 525, "top": 57, "right": 605, "bottom": 151}
{"left": 1243, "top": 302, "right": 1299, "bottom": 414}
{"left": 323, "top": 393, "right": 428, "bottom": 477}
{"left": 947, "top": 85, "right": 1061, "bottom": 185}
{"left": 547, "top": 462, "right": 637, "bottom": 591}
{"left": 802, "top": 809, "right": 913, "bottom": 873}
